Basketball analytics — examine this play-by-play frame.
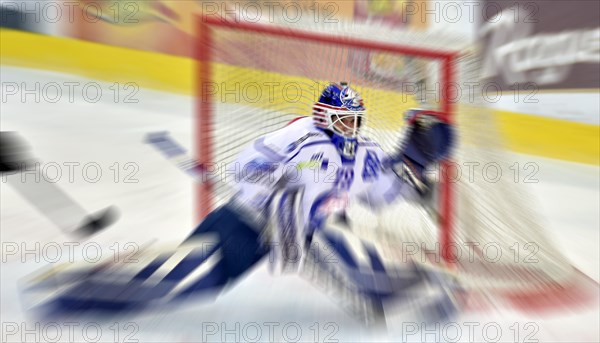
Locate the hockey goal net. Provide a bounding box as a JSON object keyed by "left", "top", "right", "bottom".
{"left": 195, "top": 16, "right": 596, "bottom": 311}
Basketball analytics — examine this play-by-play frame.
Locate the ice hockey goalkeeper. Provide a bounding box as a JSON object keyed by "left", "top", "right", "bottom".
{"left": 25, "top": 82, "right": 454, "bottom": 323}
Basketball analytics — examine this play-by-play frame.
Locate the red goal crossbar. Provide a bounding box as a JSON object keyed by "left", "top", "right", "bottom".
{"left": 195, "top": 15, "right": 459, "bottom": 264}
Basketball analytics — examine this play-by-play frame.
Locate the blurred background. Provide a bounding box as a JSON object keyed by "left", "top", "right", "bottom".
{"left": 2, "top": 0, "right": 597, "bottom": 161}
{"left": 1, "top": 1, "right": 598, "bottom": 342}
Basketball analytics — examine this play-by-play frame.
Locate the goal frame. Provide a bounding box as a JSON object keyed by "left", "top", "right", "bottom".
{"left": 195, "top": 16, "right": 460, "bottom": 263}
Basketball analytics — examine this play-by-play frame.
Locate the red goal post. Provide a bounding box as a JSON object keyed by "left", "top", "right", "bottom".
{"left": 192, "top": 15, "right": 597, "bottom": 312}
{"left": 195, "top": 15, "right": 460, "bottom": 263}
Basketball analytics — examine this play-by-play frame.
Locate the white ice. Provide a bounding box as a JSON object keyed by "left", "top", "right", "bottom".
{"left": 1, "top": 66, "right": 598, "bottom": 342}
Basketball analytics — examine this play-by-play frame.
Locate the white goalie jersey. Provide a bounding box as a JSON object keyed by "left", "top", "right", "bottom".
{"left": 229, "top": 117, "right": 418, "bottom": 269}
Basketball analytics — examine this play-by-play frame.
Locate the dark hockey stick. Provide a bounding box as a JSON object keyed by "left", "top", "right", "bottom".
{"left": 144, "top": 131, "right": 211, "bottom": 183}
{"left": 1, "top": 132, "right": 119, "bottom": 238}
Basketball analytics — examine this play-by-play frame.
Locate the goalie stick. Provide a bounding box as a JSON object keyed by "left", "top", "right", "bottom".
{"left": 145, "top": 131, "right": 213, "bottom": 183}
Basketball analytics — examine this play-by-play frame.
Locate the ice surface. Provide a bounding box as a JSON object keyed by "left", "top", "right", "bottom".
{"left": 1, "top": 66, "right": 598, "bottom": 342}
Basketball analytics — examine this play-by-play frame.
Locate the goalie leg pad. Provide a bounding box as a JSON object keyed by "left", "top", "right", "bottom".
{"left": 26, "top": 206, "right": 270, "bottom": 314}
{"left": 302, "top": 216, "right": 463, "bottom": 322}
{"left": 309, "top": 219, "right": 424, "bottom": 298}
{"left": 184, "top": 204, "right": 270, "bottom": 282}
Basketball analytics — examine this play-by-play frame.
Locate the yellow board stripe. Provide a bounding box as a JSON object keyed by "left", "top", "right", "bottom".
{"left": 0, "top": 29, "right": 193, "bottom": 95}
{"left": 1, "top": 29, "right": 598, "bottom": 165}
{"left": 210, "top": 62, "right": 420, "bottom": 132}
{"left": 496, "top": 110, "right": 599, "bottom": 165}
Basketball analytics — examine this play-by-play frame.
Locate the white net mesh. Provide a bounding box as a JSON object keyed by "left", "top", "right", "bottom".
{"left": 198, "top": 20, "right": 594, "bottom": 309}
{"left": 201, "top": 22, "right": 445, "bottom": 205}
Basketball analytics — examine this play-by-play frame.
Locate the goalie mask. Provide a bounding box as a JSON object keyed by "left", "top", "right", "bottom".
{"left": 313, "top": 83, "right": 365, "bottom": 138}
{"left": 312, "top": 83, "right": 365, "bottom": 160}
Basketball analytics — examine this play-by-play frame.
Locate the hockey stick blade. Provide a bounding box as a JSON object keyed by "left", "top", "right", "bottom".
{"left": 2, "top": 131, "right": 120, "bottom": 239}
{"left": 71, "top": 206, "right": 120, "bottom": 239}
{"left": 145, "top": 131, "right": 207, "bottom": 183}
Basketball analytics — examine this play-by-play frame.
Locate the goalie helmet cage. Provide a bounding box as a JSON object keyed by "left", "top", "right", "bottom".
{"left": 194, "top": 16, "right": 596, "bottom": 312}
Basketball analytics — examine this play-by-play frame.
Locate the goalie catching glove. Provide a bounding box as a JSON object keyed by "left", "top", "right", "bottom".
{"left": 392, "top": 109, "right": 454, "bottom": 196}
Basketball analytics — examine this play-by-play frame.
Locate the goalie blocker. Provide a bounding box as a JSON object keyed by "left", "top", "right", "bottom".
{"left": 387, "top": 109, "right": 454, "bottom": 197}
